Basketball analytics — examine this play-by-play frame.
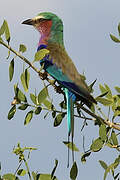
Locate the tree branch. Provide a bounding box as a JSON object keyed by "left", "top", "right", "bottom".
{"left": 1, "top": 40, "right": 120, "bottom": 131}
{"left": 79, "top": 104, "right": 120, "bottom": 131}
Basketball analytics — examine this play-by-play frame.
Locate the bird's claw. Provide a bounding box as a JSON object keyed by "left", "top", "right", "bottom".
{"left": 39, "top": 72, "right": 48, "bottom": 80}
{"left": 54, "top": 85, "right": 63, "bottom": 94}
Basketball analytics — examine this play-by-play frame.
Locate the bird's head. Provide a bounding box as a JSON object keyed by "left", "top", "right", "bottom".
{"left": 22, "top": 12, "right": 64, "bottom": 46}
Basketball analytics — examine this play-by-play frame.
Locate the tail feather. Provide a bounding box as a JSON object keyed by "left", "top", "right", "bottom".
{"left": 71, "top": 97, "right": 74, "bottom": 138}
{"left": 70, "top": 96, "right": 75, "bottom": 163}
{"left": 64, "top": 88, "right": 71, "bottom": 135}
{"left": 64, "top": 88, "right": 76, "bottom": 167}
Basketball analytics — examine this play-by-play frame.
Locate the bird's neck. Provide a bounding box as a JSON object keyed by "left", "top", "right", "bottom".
{"left": 38, "top": 31, "right": 64, "bottom": 46}
{"left": 38, "top": 33, "right": 49, "bottom": 46}
{"left": 37, "top": 21, "right": 64, "bottom": 49}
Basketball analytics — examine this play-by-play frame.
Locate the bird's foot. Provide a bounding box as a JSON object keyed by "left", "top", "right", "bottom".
{"left": 39, "top": 72, "right": 48, "bottom": 80}
{"left": 54, "top": 85, "right": 63, "bottom": 94}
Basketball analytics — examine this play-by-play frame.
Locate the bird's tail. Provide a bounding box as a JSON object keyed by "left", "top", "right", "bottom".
{"left": 64, "top": 88, "right": 76, "bottom": 167}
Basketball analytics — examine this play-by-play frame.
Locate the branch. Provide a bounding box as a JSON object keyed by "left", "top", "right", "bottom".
{"left": 79, "top": 104, "right": 120, "bottom": 131}
{"left": 1, "top": 40, "right": 120, "bottom": 131}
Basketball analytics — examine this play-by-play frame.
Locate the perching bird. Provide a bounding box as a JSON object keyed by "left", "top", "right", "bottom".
{"left": 22, "top": 12, "right": 97, "bottom": 166}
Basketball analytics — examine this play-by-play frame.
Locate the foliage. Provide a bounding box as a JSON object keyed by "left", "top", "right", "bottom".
{"left": 0, "top": 20, "right": 120, "bottom": 180}
{"left": 1, "top": 143, "right": 58, "bottom": 180}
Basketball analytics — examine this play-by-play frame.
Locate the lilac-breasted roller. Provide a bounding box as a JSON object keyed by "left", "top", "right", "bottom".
{"left": 22, "top": 12, "right": 97, "bottom": 165}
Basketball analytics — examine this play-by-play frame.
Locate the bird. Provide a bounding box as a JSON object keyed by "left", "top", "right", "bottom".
{"left": 22, "top": 12, "right": 97, "bottom": 166}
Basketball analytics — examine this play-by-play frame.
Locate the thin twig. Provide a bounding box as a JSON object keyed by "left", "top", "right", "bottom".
{"left": 14, "top": 161, "right": 23, "bottom": 175}
{"left": 24, "top": 158, "right": 32, "bottom": 180}
{"left": 79, "top": 104, "right": 120, "bottom": 131}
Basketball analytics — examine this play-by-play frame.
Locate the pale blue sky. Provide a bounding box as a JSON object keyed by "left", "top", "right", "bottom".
{"left": 0, "top": 0, "right": 120, "bottom": 179}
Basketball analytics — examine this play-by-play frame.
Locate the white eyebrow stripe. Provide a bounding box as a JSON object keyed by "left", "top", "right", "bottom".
{"left": 32, "top": 15, "right": 44, "bottom": 21}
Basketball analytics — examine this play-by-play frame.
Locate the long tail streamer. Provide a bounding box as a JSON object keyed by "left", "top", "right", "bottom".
{"left": 64, "top": 88, "right": 76, "bottom": 167}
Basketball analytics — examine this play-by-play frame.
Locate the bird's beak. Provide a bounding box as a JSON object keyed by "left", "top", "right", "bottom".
{"left": 22, "top": 19, "right": 34, "bottom": 25}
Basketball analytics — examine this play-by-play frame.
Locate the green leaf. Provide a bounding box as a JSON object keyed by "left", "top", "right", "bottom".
{"left": 99, "top": 124, "right": 107, "bottom": 141}
{"left": 24, "top": 111, "right": 33, "bottom": 125}
{"left": 89, "top": 79, "right": 97, "bottom": 93}
{"left": 99, "top": 84, "right": 112, "bottom": 99}
{"left": 90, "top": 103, "right": 95, "bottom": 113}
{"left": 18, "top": 89, "right": 27, "bottom": 102}
{"left": 19, "top": 44, "right": 27, "bottom": 53}
{"left": 70, "top": 162, "right": 78, "bottom": 180}
{"left": 114, "top": 109, "right": 120, "bottom": 117}
{"left": 0, "top": 20, "right": 10, "bottom": 44}
{"left": 34, "top": 49, "right": 49, "bottom": 62}
{"left": 4, "top": 20, "right": 10, "bottom": 44}
{"left": 110, "top": 34, "right": 120, "bottom": 43}
{"left": 115, "top": 86, "right": 120, "bottom": 93}
{"left": 9, "top": 59, "right": 14, "bottom": 81}
{"left": 59, "top": 101, "right": 67, "bottom": 109}
{"left": 18, "top": 104, "right": 29, "bottom": 110}
{"left": 24, "top": 147, "right": 37, "bottom": 151}
{"left": 104, "top": 167, "right": 111, "bottom": 180}
{"left": 0, "top": 21, "right": 5, "bottom": 36}
{"left": 14, "top": 84, "right": 18, "bottom": 96}
{"left": 38, "top": 87, "right": 48, "bottom": 104}
{"left": 30, "top": 93, "right": 38, "bottom": 105}
{"left": 104, "top": 84, "right": 112, "bottom": 99}
{"left": 118, "top": 23, "right": 120, "bottom": 36}
{"left": 6, "top": 50, "right": 10, "bottom": 59}
{"left": 20, "top": 69, "right": 30, "bottom": 92}
{"left": 32, "top": 171, "right": 37, "bottom": 180}
{"left": 114, "top": 155, "right": 120, "bottom": 169}
{"left": 8, "top": 105, "right": 16, "bottom": 120}
{"left": 99, "top": 160, "right": 108, "bottom": 170}
{"left": 90, "top": 138, "right": 104, "bottom": 152}
{"left": 25, "top": 69, "right": 30, "bottom": 89}
{"left": 63, "top": 141, "right": 79, "bottom": 152}
{"left": 104, "top": 163, "right": 118, "bottom": 180}
{"left": 2, "top": 173, "right": 16, "bottom": 180}
{"left": 0, "top": 37, "right": 3, "bottom": 42}
{"left": 17, "top": 169, "right": 26, "bottom": 176}
{"left": 34, "top": 107, "right": 42, "bottom": 115}
{"left": 14, "top": 84, "right": 27, "bottom": 102}
{"left": 36, "top": 174, "right": 57, "bottom": 180}
{"left": 52, "top": 111, "right": 56, "bottom": 118}
{"left": 111, "top": 130, "right": 118, "bottom": 146}
{"left": 20, "top": 73, "right": 26, "bottom": 90}
{"left": 114, "top": 155, "right": 120, "bottom": 163}
{"left": 81, "top": 152, "right": 91, "bottom": 163}
{"left": 96, "top": 97, "right": 113, "bottom": 106}
{"left": 43, "top": 99, "right": 52, "bottom": 110}
{"left": 54, "top": 113, "right": 65, "bottom": 127}
{"left": 99, "top": 84, "right": 107, "bottom": 94}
